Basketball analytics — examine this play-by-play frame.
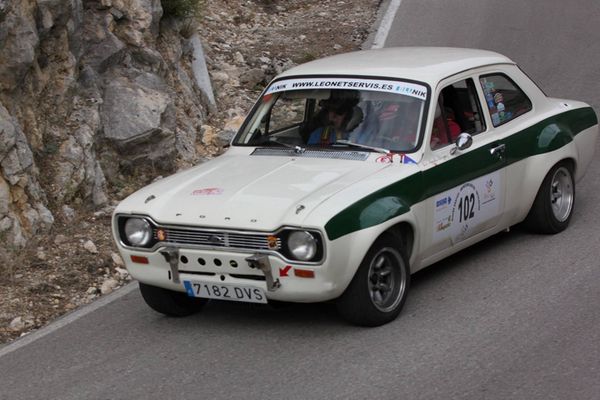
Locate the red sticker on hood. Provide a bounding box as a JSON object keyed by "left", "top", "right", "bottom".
{"left": 191, "top": 188, "right": 224, "bottom": 196}
{"left": 376, "top": 155, "right": 393, "bottom": 163}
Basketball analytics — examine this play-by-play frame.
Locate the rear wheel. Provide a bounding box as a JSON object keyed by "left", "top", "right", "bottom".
{"left": 525, "top": 162, "right": 575, "bottom": 234}
{"left": 139, "top": 282, "right": 207, "bottom": 317}
{"left": 336, "top": 233, "right": 410, "bottom": 327}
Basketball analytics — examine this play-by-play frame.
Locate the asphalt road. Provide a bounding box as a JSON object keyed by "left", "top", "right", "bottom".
{"left": 385, "top": 0, "right": 600, "bottom": 111}
{"left": 1, "top": 2, "right": 599, "bottom": 399}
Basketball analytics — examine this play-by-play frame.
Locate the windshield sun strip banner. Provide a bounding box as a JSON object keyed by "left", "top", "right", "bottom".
{"left": 265, "top": 77, "right": 428, "bottom": 100}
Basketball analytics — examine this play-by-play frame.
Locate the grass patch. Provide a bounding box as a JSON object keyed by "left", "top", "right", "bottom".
{"left": 298, "top": 52, "right": 317, "bottom": 64}
{"left": 0, "top": 242, "right": 17, "bottom": 284}
{"left": 161, "top": 0, "right": 205, "bottom": 18}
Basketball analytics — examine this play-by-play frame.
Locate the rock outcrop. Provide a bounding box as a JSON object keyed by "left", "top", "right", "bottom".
{"left": 0, "top": 0, "right": 382, "bottom": 345}
{"left": 0, "top": 0, "right": 209, "bottom": 247}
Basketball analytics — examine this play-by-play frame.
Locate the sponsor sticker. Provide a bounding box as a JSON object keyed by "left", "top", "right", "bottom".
{"left": 432, "top": 171, "right": 502, "bottom": 244}
{"left": 191, "top": 187, "right": 224, "bottom": 196}
{"left": 485, "top": 92, "right": 495, "bottom": 108}
{"left": 436, "top": 195, "right": 452, "bottom": 209}
{"left": 482, "top": 178, "right": 496, "bottom": 204}
{"left": 376, "top": 154, "right": 393, "bottom": 164}
{"left": 491, "top": 113, "right": 501, "bottom": 126}
{"left": 450, "top": 183, "right": 481, "bottom": 242}
{"left": 436, "top": 216, "right": 451, "bottom": 232}
{"left": 265, "top": 77, "right": 428, "bottom": 100}
{"left": 375, "top": 153, "right": 417, "bottom": 164}
{"left": 494, "top": 92, "right": 504, "bottom": 104}
{"left": 399, "top": 154, "right": 417, "bottom": 164}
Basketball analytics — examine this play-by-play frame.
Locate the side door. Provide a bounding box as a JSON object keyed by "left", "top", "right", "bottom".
{"left": 476, "top": 69, "right": 535, "bottom": 223}
{"left": 418, "top": 73, "right": 508, "bottom": 259}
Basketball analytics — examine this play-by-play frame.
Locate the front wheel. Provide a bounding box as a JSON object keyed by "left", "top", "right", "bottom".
{"left": 139, "top": 282, "right": 207, "bottom": 317}
{"left": 524, "top": 162, "right": 575, "bottom": 234}
{"left": 336, "top": 234, "right": 410, "bottom": 327}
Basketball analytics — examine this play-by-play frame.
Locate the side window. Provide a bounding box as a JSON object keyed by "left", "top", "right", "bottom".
{"left": 479, "top": 74, "right": 532, "bottom": 127}
{"left": 430, "top": 78, "right": 486, "bottom": 150}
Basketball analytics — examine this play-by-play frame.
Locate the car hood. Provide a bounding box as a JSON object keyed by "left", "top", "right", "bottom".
{"left": 116, "top": 152, "right": 403, "bottom": 231}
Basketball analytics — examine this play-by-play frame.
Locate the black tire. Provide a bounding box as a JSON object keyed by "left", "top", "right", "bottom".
{"left": 524, "top": 162, "right": 575, "bottom": 234}
{"left": 336, "top": 233, "right": 410, "bottom": 327}
{"left": 139, "top": 282, "right": 207, "bottom": 317}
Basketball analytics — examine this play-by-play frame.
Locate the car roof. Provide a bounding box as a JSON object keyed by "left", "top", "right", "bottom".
{"left": 277, "top": 47, "right": 515, "bottom": 85}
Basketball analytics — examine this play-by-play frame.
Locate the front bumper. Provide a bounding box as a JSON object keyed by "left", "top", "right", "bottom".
{"left": 119, "top": 246, "right": 341, "bottom": 303}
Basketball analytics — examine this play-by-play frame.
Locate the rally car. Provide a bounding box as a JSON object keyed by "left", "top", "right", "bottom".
{"left": 112, "top": 47, "right": 598, "bottom": 326}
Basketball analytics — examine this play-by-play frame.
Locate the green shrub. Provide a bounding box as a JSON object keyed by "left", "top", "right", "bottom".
{"left": 161, "top": 0, "right": 204, "bottom": 18}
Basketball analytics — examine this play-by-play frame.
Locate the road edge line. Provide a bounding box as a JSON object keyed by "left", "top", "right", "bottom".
{"left": 369, "top": 0, "right": 402, "bottom": 49}
{"left": 1, "top": 0, "right": 402, "bottom": 360}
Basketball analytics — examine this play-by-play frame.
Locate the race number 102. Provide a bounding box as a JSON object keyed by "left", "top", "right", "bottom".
{"left": 457, "top": 193, "right": 476, "bottom": 223}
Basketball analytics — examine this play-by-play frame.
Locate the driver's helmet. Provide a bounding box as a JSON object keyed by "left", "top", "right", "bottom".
{"left": 320, "top": 89, "right": 360, "bottom": 114}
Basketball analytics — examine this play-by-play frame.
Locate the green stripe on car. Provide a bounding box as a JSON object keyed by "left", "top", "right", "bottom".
{"left": 325, "top": 107, "right": 597, "bottom": 240}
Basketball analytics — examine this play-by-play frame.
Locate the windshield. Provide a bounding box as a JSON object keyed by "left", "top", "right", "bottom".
{"left": 233, "top": 77, "right": 428, "bottom": 152}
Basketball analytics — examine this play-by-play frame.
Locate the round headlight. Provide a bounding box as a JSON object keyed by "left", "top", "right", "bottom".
{"left": 287, "top": 231, "right": 317, "bottom": 261}
{"left": 124, "top": 218, "right": 152, "bottom": 246}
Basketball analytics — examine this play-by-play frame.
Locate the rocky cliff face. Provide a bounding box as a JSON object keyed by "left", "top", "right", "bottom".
{"left": 0, "top": 0, "right": 208, "bottom": 247}
{"left": 0, "top": 0, "right": 380, "bottom": 344}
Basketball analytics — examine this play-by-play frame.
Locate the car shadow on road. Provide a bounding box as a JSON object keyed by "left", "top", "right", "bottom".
{"left": 410, "top": 227, "right": 531, "bottom": 288}
{"left": 145, "top": 227, "right": 541, "bottom": 333}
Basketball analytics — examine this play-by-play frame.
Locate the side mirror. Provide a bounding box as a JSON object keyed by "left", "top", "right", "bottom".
{"left": 450, "top": 133, "right": 473, "bottom": 155}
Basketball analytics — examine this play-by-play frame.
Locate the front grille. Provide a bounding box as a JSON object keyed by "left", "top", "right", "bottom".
{"left": 154, "top": 227, "right": 281, "bottom": 251}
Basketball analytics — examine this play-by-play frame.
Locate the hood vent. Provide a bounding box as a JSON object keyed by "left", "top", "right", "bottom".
{"left": 251, "top": 148, "right": 369, "bottom": 161}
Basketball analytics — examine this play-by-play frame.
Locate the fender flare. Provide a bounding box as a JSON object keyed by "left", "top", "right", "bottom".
{"left": 535, "top": 122, "right": 573, "bottom": 153}
{"left": 325, "top": 195, "right": 411, "bottom": 241}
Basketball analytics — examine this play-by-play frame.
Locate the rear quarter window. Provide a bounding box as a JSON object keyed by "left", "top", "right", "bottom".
{"left": 479, "top": 73, "right": 532, "bottom": 127}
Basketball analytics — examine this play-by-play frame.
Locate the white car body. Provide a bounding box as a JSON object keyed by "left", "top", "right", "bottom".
{"left": 112, "top": 47, "right": 598, "bottom": 325}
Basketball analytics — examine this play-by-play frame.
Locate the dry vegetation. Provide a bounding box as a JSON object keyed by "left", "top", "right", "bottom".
{"left": 0, "top": 0, "right": 380, "bottom": 344}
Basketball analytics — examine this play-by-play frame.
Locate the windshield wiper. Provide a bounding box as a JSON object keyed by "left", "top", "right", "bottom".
{"left": 261, "top": 136, "right": 306, "bottom": 154}
{"left": 334, "top": 140, "right": 390, "bottom": 154}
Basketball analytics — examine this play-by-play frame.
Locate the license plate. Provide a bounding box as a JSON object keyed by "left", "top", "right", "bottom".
{"left": 183, "top": 280, "right": 267, "bottom": 304}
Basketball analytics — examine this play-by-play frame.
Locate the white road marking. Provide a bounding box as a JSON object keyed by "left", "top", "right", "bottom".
{"left": 371, "top": 0, "right": 402, "bottom": 49}
{"left": 0, "top": 1, "right": 402, "bottom": 359}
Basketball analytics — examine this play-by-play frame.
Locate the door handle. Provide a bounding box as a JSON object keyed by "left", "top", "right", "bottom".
{"left": 490, "top": 143, "right": 506, "bottom": 158}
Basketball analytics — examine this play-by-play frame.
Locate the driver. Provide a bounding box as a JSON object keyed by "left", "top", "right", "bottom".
{"left": 307, "top": 97, "right": 360, "bottom": 145}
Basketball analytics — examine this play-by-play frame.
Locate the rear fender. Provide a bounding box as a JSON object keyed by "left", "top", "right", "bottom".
{"left": 535, "top": 123, "right": 573, "bottom": 152}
